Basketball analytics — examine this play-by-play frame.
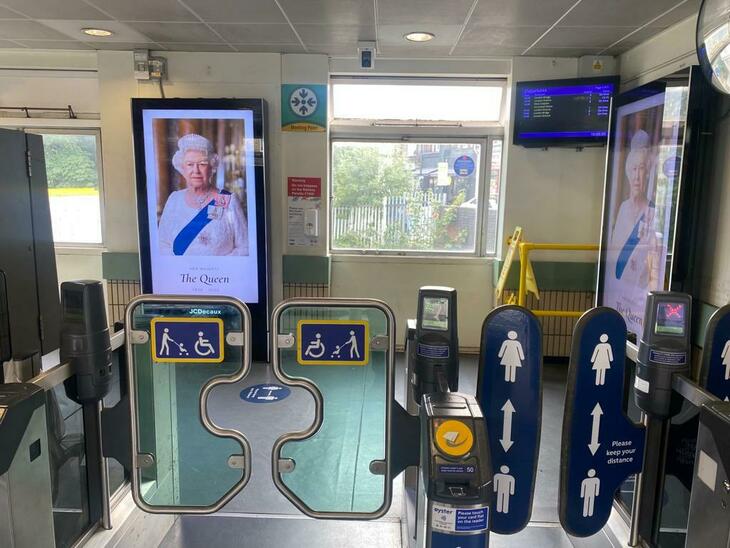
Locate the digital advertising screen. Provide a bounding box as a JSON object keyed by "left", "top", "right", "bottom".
{"left": 513, "top": 77, "right": 618, "bottom": 146}
{"left": 598, "top": 79, "right": 690, "bottom": 338}
{"left": 132, "top": 98, "right": 269, "bottom": 360}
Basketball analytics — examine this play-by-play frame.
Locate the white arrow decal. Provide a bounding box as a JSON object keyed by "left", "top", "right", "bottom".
{"left": 588, "top": 403, "right": 603, "bottom": 456}
{"left": 500, "top": 399, "right": 516, "bottom": 452}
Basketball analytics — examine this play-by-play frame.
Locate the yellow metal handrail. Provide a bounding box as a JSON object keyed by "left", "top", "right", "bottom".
{"left": 506, "top": 235, "right": 598, "bottom": 318}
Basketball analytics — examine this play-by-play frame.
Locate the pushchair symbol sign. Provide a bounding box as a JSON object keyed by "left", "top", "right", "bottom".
{"left": 151, "top": 317, "right": 225, "bottom": 363}
{"left": 297, "top": 320, "right": 370, "bottom": 366}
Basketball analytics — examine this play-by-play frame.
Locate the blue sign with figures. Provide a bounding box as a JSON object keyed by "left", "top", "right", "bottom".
{"left": 700, "top": 304, "right": 730, "bottom": 402}
{"left": 453, "top": 155, "right": 475, "bottom": 177}
{"left": 478, "top": 305, "right": 542, "bottom": 534}
{"left": 296, "top": 320, "right": 369, "bottom": 366}
{"left": 150, "top": 317, "right": 224, "bottom": 363}
{"left": 240, "top": 383, "right": 291, "bottom": 404}
{"left": 559, "top": 308, "right": 646, "bottom": 537}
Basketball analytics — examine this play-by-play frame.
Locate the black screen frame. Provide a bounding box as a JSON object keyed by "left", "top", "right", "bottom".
{"left": 131, "top": 98, "right": 271, "bottom": 362}
{"left": 513, "top": 75, "right": 620, "bottom": 148}
{"left": 595, "top": 67, "right": 714, "bottom": 342}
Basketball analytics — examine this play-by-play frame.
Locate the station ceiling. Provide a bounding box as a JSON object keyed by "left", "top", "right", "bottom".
{"left": 0, "top": 0, "right": 701, "bottom": 57}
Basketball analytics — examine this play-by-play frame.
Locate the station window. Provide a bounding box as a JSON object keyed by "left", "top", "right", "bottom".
{"left": 34, "top": 130, "right": 104, "bottom": 245}
{"left": 330, "top": 78, "right": 505, "bottom": 256}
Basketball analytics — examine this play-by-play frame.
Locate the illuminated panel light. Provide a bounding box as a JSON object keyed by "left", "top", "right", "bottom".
{"left": 82, "top": 28, "right": 113, "bottom": 37}
{"left": 405, "top": 32, "right": 435, "bottom": 42}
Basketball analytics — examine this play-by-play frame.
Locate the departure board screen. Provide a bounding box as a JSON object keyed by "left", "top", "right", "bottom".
{"left": 514, "top": 77, "right": 618, "bottom": 146}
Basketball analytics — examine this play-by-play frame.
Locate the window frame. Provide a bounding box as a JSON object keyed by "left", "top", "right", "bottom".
{"left": 24, "top": 127, "right": 106, "bottom": 249}
{"left": 330, "top": 76, "right": 509, "bottom": 128}
{"left": 329, "top": 134, "right": 504, "bottom": 258}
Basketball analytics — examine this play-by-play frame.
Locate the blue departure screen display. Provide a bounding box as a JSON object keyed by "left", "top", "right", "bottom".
{"left": 514, "top": 78, "right": 617, "bottom": 145}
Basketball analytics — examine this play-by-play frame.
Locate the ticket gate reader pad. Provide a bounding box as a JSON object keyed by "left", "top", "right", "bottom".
{"left": 634, "top": 292, "right": 692, "bottom": 419}
{"left": 410, "top": 287, "right": 459, "bottom": 403}
{"left": 418, "top": 392, "right": 492, "bottom": 548}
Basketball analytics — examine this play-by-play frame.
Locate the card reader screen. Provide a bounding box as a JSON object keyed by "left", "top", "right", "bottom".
{"left": 422, "top": 297, "right": 449, "bottom": 331}
{"left": 655, "top": 302, "right": 686, "bottom": 336}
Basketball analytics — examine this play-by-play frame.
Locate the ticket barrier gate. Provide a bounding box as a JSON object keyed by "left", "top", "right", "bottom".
{"left": 416, "top": 393, "right": 492, "bottom": 548}
{"left": 0, "top": 383, "right": 55, "bottom": 548}
{"left": 123, "top": 294, "right": 502, "bottom": 547}
{"left": 124, "top": 295, "right": 405, "bottom": 522}
{"left": 559, "top": 293, "right": 730, "bottom": 547}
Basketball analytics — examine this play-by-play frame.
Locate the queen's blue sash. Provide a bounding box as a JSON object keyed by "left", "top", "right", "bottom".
{"left": 615, "top": 202, "right": 654, "bottom": 280}
{"left": 173, "top": 189, "right": 231, "bottom": 256}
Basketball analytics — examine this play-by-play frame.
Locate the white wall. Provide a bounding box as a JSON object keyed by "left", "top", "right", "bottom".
{"left": 502, "top": 57, "right": 608, "bottom": 263}
{"left": 0, "top": 50, "right": 615, "bottom": 348}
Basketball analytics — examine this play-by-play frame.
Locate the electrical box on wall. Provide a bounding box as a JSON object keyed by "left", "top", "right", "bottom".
{"left": 134, "top": 50, "right": 167, "bottom": 81}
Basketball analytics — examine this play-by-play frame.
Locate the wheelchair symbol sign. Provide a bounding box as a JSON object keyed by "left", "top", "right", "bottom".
{"left": 150, "top": 317, "right": 224, "bottom": 363}
{"left": 297, "top": 320, "right": 369, "bottom": 366}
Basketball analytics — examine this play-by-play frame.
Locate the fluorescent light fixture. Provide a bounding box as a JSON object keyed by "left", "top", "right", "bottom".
{"left": 405, "top": 31, "right": 435, "bottom": 42}
{"left": 82, "top": 27, "right": 113, "bottom": 37}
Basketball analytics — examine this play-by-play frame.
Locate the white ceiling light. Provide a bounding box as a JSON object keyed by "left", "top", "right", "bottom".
{"left": 405, "top": 32, "right": 435, "bottom": 43}
{"left": 82, "top": 28, "right": 113, "bottom": 37}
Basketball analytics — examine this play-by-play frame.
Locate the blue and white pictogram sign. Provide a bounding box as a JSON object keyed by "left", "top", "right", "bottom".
{"left": 478, "top": 305, "right": 542, "bottom": 534}
{"left": 296, "top": 320, "right": 369, "bottom": 366}
{"left": 453, "top": 155, "right": 475, "bottom": 177}
{"left": 240, "top": 383, "right": 291, "bottom": 403}
{"left": 700, "top": 304, "right": 730, "bottom": 402}
{"left": 290, "top": 87, "right": 318, "bottom": 117}
{"left": 150, "top": 317, "right": 224, "bottom": 363}
{"left": 559, "top": 307, "right": 645, "bottom": 537}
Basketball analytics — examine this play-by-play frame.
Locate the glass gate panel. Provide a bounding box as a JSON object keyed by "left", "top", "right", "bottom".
{"left": 272, "top": 300, "right": 394, "bottom": 518}
{"left": 126, "top": 297, "right": 251, "bottom": 512}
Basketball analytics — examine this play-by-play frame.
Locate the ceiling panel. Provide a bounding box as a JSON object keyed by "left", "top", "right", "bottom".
{"left": 159, "top": 42, "right": 234, "bottom": 51}
{"left": 14, "top": 39, "right": 92, "bottom": 49}
{"left": 277, "top": 0, "right": 373, "bottom": 25}
{"left": 0, "top": 0, "right": 111, "bottom": 20}
{"left": 451, "top": 44, "right": 526, "bottom": 56}
{"left": 469, "top": 0, "right": 578, "bottom": 27}
{"left": 125, "top": 21, "right": 222, "bottom": 43}
{"left": 39, "top": 20, "right": 154, "bottom": 43}
{"left": 527, "top": 46, "right": 603, "bottom": 57}
{"left": 209, "top": 23, "right": 298, "bottom": 44}
{"left": 378, "top": 24, "right": 463, "bottom": 46}
{"left": 295, "top": 23, "right": 374, "bottom": 45}
{"left": 86, "top": 0, "right": 197, "bottom": 22}
{"left": 0, "top": 5, "right": 28, "bottom": 19}
{"left": 539, "top": 26, "right": 637, "bottom": 48}
{"left": 377, "top": 45, "right": 459, "bottom": 57}
{"left": 645, "top": 0, "right": 701, "bottom": 28}
{"left": 234, "top": 43, "right": 305, "bottom": 53}
{"left": 378, "top": 0, "right": 475, "bottom": 25}
{"left": 458, "top": 24, "right": 547, "bottom": 48}
{"left": 0, "top": 20, "right": 69, "bottom": 39}
{"left": 183, "top": 0, "right": 286, "bottom": 24}
{"left": 88, "top": 41, "right": 163, "bottom": 50}
{"left": 559, "top": 0, "right": 688, "bottom": 27}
